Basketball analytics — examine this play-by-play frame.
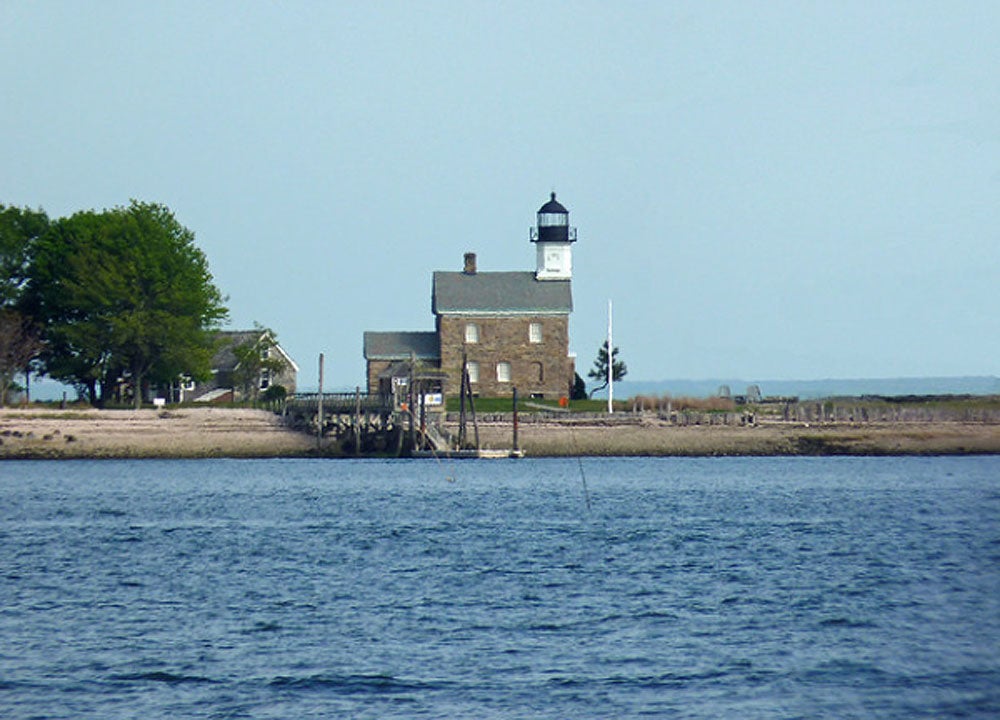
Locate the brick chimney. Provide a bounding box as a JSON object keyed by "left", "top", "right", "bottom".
{"left": 463, "top": 252, "right": 477, "bottom": 274}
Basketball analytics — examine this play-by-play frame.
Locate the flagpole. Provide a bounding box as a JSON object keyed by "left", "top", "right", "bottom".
{"left": 607, "top": 299, "right": 613, "bottom": 415}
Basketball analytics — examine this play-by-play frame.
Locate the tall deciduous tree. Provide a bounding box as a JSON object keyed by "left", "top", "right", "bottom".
{"left": 23, "top": 201, "right": 228, "bottom": 407}
{"left": 1, "top": 204, "right": 50, "bottom": 308}
{"left": 0, "top": 205, "right": 50, "bottom": 404}
{"left": 587, "top": 340, "right": 627, "bottom": 398}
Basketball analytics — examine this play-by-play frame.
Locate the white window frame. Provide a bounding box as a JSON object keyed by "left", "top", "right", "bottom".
{"left": 496, "top": 361, "right": 511, "bottom": 383}
{"left": 465, "top": 323, "right": 479, "bottom": 344}
{"left": 529, "top": 322, "right": 543, "bottom": 344}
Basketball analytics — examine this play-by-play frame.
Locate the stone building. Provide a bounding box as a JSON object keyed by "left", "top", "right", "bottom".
{"left": 364, "top": 193, "right": 577, "bottom": 399}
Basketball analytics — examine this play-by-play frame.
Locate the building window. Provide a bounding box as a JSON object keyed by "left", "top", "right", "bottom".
{"left": 529, "top": 322, "right": 543, "bottom": 344}
{"left": 531, "top": 362, "right": 543, "bottom": 383}
{"left": 259, "top": 369, "right": 271, "bottom": 389}
{"left": 465, "top": 323, "right": 479, "bottom": 344}
{"left": 497, "top": 362, "right": 511, "bottom": 383}
{"left": 466, "top": 361, "right": 479, "bottom": 384}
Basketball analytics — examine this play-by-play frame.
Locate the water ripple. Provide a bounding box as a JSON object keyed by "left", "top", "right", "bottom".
{"left": 1, "top": 456, "right": 998, "bottom": 719}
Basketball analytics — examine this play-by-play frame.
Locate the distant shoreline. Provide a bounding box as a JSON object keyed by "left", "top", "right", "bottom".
{"left": 2, "top": 407, "right": 999, "bottom": 459}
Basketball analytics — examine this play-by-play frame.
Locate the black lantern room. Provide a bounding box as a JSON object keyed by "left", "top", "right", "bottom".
{"left": 531, "top": 193, "right": 577, "bottom": 244}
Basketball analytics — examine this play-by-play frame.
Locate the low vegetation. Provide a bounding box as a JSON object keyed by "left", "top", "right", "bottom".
{"left": 628, "top": 394, "right": 737, "bottom": 412}
{"left": 443, "top": 393, "right": 1000, "bottom": 418}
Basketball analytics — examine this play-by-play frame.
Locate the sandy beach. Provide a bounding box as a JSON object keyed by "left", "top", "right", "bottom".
{"left": 2, "top": 406, "right": 999, "bottom": 459}
{"left": 0, "top": 407, "right": 315, "bottom": 459}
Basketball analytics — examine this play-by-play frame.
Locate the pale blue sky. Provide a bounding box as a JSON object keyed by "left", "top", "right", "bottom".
{"left": 2, "top": 1, "right": 997, "bottom": 390}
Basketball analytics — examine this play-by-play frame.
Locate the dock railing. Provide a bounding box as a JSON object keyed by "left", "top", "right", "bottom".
{"left": 286, "top": 391, "right": 394, "bottom": 415}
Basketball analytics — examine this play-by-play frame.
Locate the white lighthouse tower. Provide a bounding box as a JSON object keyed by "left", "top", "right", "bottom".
{"left": 531, "top": 192, "right": 576, "bottom": 281}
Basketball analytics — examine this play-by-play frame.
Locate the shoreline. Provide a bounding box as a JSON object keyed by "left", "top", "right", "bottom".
{"left": 2, "top": 407, "right": 1000, "bottom": 459}
{"left": 0, "top": 407, "right": 314, "bottom": 460}
{"left": 467, "top": 419, "right": 1000, "bottom": 457}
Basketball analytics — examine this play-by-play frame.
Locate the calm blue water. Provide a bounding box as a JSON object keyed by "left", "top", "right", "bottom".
{"left": 1, "top": 456, "right": 998, "bottom": 718}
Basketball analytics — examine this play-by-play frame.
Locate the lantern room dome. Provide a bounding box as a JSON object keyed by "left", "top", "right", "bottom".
{"left": 538, "top": 192, "right": 568, "bottom": 215}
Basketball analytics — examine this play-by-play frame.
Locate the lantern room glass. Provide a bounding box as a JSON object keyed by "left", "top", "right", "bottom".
{"left": 538, "top": 212, "right": 568, "bottom": 227}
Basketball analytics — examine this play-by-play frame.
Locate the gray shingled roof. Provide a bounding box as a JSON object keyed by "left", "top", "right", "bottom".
{"left": 212, "top": 330, "right": 299, "bottom": 372}
{"left": 212, "top": 331, "right": 259, "bottom": 370}
{"left": 363, "top": 331, "right": 440, "bottom": 360}
{"left": 432, "top": 271, "right": 572, "bottom": 314}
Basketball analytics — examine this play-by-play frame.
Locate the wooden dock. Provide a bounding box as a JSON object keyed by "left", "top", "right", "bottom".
{"left": 284, "top": 391, "right": 523, "bottom": 458}
{"left": 285, "top": 391, "right": 401, "bottom": 455}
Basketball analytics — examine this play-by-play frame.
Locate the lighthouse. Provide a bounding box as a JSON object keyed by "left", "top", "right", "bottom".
{"left": 531, "top": 192, "right": 576, "bottom": 281}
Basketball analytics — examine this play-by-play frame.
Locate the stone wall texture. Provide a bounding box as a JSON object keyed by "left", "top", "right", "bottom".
{"left": 438, "top": 314, "right": 573, "bottom": 398}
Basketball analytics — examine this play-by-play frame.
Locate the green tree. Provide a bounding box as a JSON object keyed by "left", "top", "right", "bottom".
{"left": 587, "top": 340, "right": 627, "bottom": 398}
{"left": 230, "top": 325, "right": 287, "bottom": 407}
{"left": 0, "top": 204, "right": 50, "bottom": 308}
{"left": 260, "top": 383, "right": 288, "bottom": 408}
{"left": 22, "top": 210, "right": 110, "bottom": 403}
{"left": 23, "top": 201, "right": 228, "bottom": 407}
